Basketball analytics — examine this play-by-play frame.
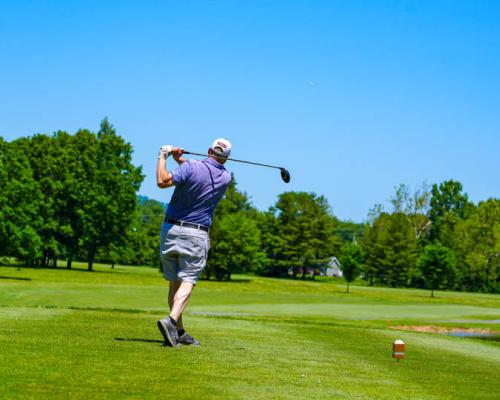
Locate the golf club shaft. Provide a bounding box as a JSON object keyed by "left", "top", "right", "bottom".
{"left": 183, "top": 151, "right": 283, "bottom": 171}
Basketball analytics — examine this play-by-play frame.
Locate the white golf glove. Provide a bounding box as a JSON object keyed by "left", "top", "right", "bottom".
{"left": 158, "top": 144, "right": 174, "bottom": 159}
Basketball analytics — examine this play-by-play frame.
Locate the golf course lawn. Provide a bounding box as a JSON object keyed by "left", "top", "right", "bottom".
{"left": 0, "top": 264, "right": 499, "bottom": 399}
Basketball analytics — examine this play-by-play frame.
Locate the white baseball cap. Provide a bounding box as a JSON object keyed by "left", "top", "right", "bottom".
{"left": 210, "top": 138, "right": 232, "bottom": 157}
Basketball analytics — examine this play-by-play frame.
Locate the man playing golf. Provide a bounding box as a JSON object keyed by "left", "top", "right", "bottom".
{"left": 156, "top": 138, "right": 232, "bottom": 347}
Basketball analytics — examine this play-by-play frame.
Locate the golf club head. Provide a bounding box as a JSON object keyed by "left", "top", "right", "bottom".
{"left": 280, "top": 168, "right": 291, "bottom": 183}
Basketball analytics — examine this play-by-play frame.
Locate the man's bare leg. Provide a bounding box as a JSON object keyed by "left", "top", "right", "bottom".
{"left": 169, "top": 281, "right": 194, "bottom": 325}
{"left": 168, "top": 280, "right": 183, "bottom": 329}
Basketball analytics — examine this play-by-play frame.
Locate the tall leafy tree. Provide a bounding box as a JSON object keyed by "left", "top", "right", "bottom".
{"left": 17, "top": 134, "right": 61, "bottom": 267}
{"left": 207, "top": 212, "right": 267, "bottom": 280}
{"left": 79, "top": 119, "right": 143, "bottom": 270}
{"left": 361, "top": 213, "right": 418, "bottom": 287}
{"left": 360, "top": 214, "right": 385, "bottom": 286}
{"left": 106, "top": 197, "right": 166, "bottom": 267}
{"left": 52, "top": 130, "right": 90, "bottom": 268}
{"left": 269, "top": 192, "right": 340, "bottom": 279}
{"left": 417, "top": 244, "right": 457, "bottom": 297}
{"left": 391, "top": 182, "right": 432, "bottom": 241}
{"left": 429, "top": 180, "right": 473, "bottom": 246}
{"left": 0, "top": 137, "right": 43, "bottom": 263}
{"left": 256, "top": 210, "right": 287, "bottom": 277}
{"left": 0, "top": 137, "right": 8, "bottom": 256}
{"left": 65, "top": 129, "right": 100, "bottom": 268}
{"left": 135, "top": 198, "right": 166, "bottom": 266}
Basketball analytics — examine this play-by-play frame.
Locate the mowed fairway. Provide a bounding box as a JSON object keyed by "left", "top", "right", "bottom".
{"left": 1, "top": 265, "right": 499, "bottom": 399}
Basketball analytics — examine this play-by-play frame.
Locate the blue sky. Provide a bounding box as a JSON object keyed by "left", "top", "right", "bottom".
{"left": 1, "top": 1, "right": 499, "bottom": 221}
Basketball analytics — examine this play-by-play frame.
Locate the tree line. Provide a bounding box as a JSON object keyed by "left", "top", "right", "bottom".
{"left": 206, "top": 179, "right": 499, "bottom": 295}
{"left": 359, "top": 181, "right": 499, "bottom": 294}
{"left": 0, "top": 119, "right": 143, "bottom": 271}
{"left": 1, "top": 122, "right": 498, "bottom": 294}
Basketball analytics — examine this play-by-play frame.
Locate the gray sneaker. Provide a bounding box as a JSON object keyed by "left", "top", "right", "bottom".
{"left": 157, "top": 318, "right": 179, "bottom": 347}
{"left": 178, "top": 331, "right": 200, "bottom": 346}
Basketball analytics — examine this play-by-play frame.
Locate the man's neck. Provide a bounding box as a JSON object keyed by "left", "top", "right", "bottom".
{"left": 207, "top": 155, "right": 226, "bottom": 165}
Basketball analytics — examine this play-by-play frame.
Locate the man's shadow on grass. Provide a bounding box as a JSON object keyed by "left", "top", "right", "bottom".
{"left": 199, "top": 277, "right": 252, "bottom": 283}
{"left": 0, "top": 276, "right": 31, "bottom": 281}
{"left": 0, "top": 263, "right": 129, "bottom": 275}
{"left": 114, "top": 337, "right": 164, "bottom": 345}
{"left": 114, "top": 337, "right": 247, "bottom": 350}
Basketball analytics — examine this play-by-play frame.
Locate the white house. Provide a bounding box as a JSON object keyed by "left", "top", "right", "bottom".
{"left": 325, "top": 257, "right": 342, "bottom": 277}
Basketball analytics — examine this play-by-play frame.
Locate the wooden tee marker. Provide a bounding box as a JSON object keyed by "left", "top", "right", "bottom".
{"left": 392, "top": 339, "right": 405, "bottom": 361}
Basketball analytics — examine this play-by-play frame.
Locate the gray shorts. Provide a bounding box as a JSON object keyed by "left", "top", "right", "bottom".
{"left": 160, "top": 222, "right": 210, "bottom": 285}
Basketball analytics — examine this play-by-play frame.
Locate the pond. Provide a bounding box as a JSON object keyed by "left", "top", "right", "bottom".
{"left": 448, "top": 332, "right": 500, "bottom": 341}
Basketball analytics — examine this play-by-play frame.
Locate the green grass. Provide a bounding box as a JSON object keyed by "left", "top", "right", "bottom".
{"left": 1, "top": 264, "right": 499, "bottom": 399}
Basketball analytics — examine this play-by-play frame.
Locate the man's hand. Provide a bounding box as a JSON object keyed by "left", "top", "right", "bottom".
{"left": 171, "top": 147, "right": 185, "bottom": 164}
{"left": 158, "top": 145, "right": 174, "bottom": 159}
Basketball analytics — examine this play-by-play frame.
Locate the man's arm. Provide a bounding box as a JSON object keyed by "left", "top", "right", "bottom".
{"left": 156, "top": 146, "right": 175, "bottom": 188}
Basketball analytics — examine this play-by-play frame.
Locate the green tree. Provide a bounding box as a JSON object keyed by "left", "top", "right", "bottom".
{"left": 391, "top": 182, "right": 432, "bottom": 241}
{"left": 79, "top": 119, "right": 143, "bottom": 271}
{"left": 207, "top": 212, "right": 267, "bottom": 280}
{"left": 12, "top": 130, "right": 99, "bottom": 269}
{"left": 0, "top": 137, "right": 8, "bottom": 256}
{"left": 135, "top": 197, "right": 166, "bottom": 266}
{"left": 338, "top": 242, "right": 364, "bottom": 293}
{"left": 10, "top": 135, "right": 58, "bottom": 267}
{"left": 417, "top": 244, "right": 456, "bottom": 297}
{"left": 109, "top": 197, "right": 166, "bottom": 267}
{"left": 360, "top": 214, "right": 385, "bottom": 286}
{"left": 0, "top": 137, "right": 43, "bottom": 264}
{"left": 23, "top": 132, "right": 82, "bottom": 268}
{"left": 361, "top": 213, "right": 418, "bottom": 287}
{"left": 454, "top": 199, "right": 500, "bottom": 293}
{"left": 256, "top": 210, "right": 286, "bottom": 277}
{"left": 52, "top": 130, "right": 89, "bottom": 269}
{"left": 269, "top": 192, "right": 340, "bottom": 279}
{"left": 429, "top": 180, "right": 473, "bottom": 246}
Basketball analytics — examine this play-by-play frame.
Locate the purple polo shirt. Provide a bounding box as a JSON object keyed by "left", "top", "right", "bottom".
{"left": 166, "top": 158, "right": 231, "bottom": 227}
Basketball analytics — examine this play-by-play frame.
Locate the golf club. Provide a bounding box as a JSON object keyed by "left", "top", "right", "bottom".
{"left": 183, "top": 150, "right": 291, "bottom": 183}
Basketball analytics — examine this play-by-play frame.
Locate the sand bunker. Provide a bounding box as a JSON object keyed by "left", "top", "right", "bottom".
{"left": 390, "top": 325, "right": 500, "bottom": 335}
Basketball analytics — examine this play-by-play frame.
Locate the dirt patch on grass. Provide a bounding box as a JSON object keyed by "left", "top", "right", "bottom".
{"left": 390, "top": 325, "right": 500, "bottom": 335}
